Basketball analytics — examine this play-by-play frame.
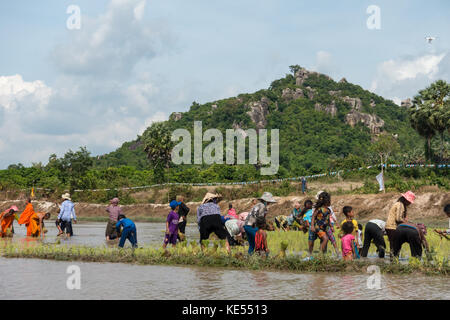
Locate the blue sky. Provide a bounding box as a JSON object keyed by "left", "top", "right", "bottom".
{"left": 0, "top": 0, "right": 449, "bottom": 168}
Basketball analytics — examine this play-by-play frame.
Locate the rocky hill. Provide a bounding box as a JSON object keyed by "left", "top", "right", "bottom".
{"left": 93, "top": 66, "right": 421, "bottom": 174}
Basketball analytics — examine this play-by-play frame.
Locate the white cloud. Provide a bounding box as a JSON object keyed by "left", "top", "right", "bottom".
{"left": 371, "top": 52, "right": 449, "bottom": 101}
{"left": 0, "top": 0, "right": 175, "bottom": 168}
{"left": 311, "top": 50, "right": 339, "bottom": 80}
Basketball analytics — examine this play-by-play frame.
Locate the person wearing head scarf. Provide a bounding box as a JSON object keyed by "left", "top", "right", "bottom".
{"left": 0, "top": 206, "right": 19, "bottom": 237}
{"left": 244, "top": 192, "right": 277, "bottom": 255}
{"left": 196, "top": 192, "right": 230, "bottom": 253}
{"left": 386, "top": 191, "right": 415, "bottom": 256}
{"left": 105, "top": 197, "right": 123, "bottom": 241}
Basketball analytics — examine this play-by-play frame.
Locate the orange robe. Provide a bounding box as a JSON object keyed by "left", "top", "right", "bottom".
{"left": 18, "top": 203, "right": 41, "bottom": 237}
{"left": 0, "top": 210, "right": 16, "bottom": 237}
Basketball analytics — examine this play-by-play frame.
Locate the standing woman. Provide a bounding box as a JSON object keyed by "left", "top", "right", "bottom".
{"left": 385, "top": 191, "right": 415, "bottom": 256}
{"left": 105, "top": 197, "right": 122, "bottom": 241}
{"left": 176, "top": 195, "right": 190, "bottom": 242}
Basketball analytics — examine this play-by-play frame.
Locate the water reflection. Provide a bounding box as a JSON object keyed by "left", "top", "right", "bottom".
{"left": 0, "top": 258, "right": 448, "bottom": 300}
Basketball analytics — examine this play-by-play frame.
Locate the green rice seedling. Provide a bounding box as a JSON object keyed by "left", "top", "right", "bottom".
{"left": 279, "top": 240, "right": 288, "bottom": 258}
{"left": 201, "top": 239, "right": 210, "bottom": 248}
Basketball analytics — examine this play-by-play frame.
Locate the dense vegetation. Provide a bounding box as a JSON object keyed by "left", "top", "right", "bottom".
{"left": 1, "top": 67, "right": 448, "bottom": 198}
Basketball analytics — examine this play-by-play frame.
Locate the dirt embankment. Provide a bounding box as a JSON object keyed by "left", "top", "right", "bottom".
{"left": 2, "top": 191, "right": 448, "bottom": 223}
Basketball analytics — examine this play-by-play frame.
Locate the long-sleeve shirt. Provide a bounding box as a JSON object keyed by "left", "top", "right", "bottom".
{"left": 197, "top": 202, "right": 221, "bottom": 224}
{"left": 116, "top": 218, "right": 135, "bottom": 231}
{"left": 58, "top": 200, "right": 76, "bottom": 222}
{"left": 106, "top": 204, "right": 123, "bottom": 222}
{"left": 386, "top": 201, "right": 405, "bottom": 230}
{"left": 178, "top": 202, "right": 190, "bottom": 218}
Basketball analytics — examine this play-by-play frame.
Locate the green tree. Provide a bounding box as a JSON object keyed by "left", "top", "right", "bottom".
{"left": 410, "top": 80, "right": 450, "bottom": 160}
{"left": 371, "top": 133, "right": 400, "bottom": 172}
{"left": 142, "top": 122, "right": 174, "bottom": 183}
{"left": 58, "top": 147, "right": 93, "bottom": 191}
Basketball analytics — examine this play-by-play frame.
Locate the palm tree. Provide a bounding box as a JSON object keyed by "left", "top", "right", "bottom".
{"left": 141, "top": 122, "right": 174, "bottom": 184}
{"left": 409, "top": 80, "right": 450, "bottom": 161}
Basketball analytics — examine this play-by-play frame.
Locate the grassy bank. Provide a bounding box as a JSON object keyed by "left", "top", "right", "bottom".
{"left": 1, "top": 241, "right": 448, "bottom": 276}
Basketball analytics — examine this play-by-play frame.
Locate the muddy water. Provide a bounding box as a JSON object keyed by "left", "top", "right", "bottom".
{"left": 8, "top": 221, "right": 200, "bottom": 247}
{"left": 0, "top": 257, "right": 448, "bottom": 300}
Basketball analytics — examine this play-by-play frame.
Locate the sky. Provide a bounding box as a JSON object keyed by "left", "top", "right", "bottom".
{"left": 0, "top": 0, "right": 449, "bottom": 168}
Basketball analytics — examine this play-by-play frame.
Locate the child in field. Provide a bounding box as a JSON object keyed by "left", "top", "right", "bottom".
{"left": 309, "top": 192, "right": 332, "bottom": 256}
{"left": 254, "top": 217, "right": 269, "bottom": 257}
{"left": 301, "top": 200, "right": 313, "bottom": 230}
{"left": 226, "top": 203, "right": 238, "bottom": 219}
{"left": 341, "top": 221, "right": 357, "bottom": 260}
{"left": 357, "top": 224, "right": 363, "bottom": 250}
{"left": 339, "top": 206, "right": 359, "bottom": 239}
{"left": 163, "top": 200, "right": 181, "bottom": 249}
{"left": 116, "top": 214, "right": 137, "bottom": 248}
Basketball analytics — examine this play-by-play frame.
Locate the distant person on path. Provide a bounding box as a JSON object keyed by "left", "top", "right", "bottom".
{"left": 393, "top": 222, "right": 429, "bottom": 258}
{"left": 163, "top": 200, "right": 180, "bottom": 249}
{"left": 176, "top": 195, "right": 190, "bottom": 242}
{"left": 360, "top": 219, "right": 386, "bottom": 258}
{"left": 341, "top": 221, "right": 357, "bottom": 261}
{"left": 58, "top": 193, "right": 77, "bottom": 238}
{"left": 105, "top": 197, "right": 122, "bottom": 241}
{"left": 197, "top": 193, "right": 230, "bottom": 253}
{"left": 0, "top": 206, "right": 19, "bottom": 237}
{"left": 434, "top": 204, "right": 450, "bottom": 240}
{"left": 386, "top": 191, "right": 415, "bottom": 256}
{"left": 244, "top": 192, "right": 277, "bottom": 255}
{"left": 116, "top": 214, "right": 137, "bottom": 248}
{"left": 301, "top": 177, "right": 307, "bottom": 195}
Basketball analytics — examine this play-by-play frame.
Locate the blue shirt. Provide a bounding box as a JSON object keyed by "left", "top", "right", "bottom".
{"left": 58, "top": 200, "right": 76, "bottom": 222}
{"left": 303, "top": 209, "right": 313, "bottom": 224}
{"left": 116, "top": 218, "right": 135, "bottom": 231}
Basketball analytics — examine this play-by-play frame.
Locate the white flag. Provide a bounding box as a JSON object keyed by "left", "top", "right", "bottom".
{"left": 376, "top": 172, "right": 384, "bottom": 191}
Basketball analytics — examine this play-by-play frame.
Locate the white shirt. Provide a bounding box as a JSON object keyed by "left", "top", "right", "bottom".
{"left": 369, "top": 219, "right": 386, "bottom": 232}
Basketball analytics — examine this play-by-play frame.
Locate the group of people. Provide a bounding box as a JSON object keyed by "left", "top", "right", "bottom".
{"left": 1, "top": 189, "right": 449, "bottom": 262}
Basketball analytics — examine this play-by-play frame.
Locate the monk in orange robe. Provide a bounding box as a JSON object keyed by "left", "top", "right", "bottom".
{"left": 0, "top": 205, "right": 19, "bottom": 237}
{"left": 18, "top": 199, "right": 50, "bottom": 237}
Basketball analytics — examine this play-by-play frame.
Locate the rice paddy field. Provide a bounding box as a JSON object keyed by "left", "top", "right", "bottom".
{"left": 1, "top": 228, "right": 448, "bottom": 276}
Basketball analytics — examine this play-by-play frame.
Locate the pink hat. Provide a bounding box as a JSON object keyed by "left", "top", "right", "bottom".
{"left": 9, "top": 205, "right": 19, "bottom": 212}
{"left": 401, "top": 191, "right": 416, "bottom": 204}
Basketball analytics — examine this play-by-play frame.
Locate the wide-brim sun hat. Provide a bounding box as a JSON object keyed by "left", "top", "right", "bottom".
{"left": 401, "top": 191, "right": 416, "bottom": 204}
{"left": 201, "top": 192, "right": 222, "bottom": 204}
{"left": 62, "top": 193, "right": 71, "bottom": 200}
{"left": 315, "top": 190, "right": 325, "bottom": 200}
{"left": 259, "top": 192, "right": 277, "bottom": 203}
